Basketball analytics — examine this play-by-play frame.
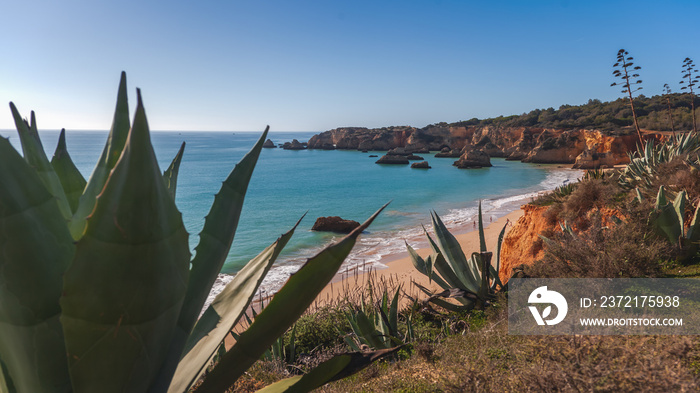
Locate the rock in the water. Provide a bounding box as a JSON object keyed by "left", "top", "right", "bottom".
{"left": 387, "top": 147, "right": 409, "bottom": 156}
{"left": 435, "top": 148, "right": 462, "bottom": 158}
{"left": 454, "top": 149, "right": 492, "bottom": 168}
{"left": 411, "top": 161, "right": 431, "bottom": 169}
{"left": 369, "top": 155, "right": 378, "bottom": 157}
{"left": 262, "top": 139, "right": 277, "bottom": 148}
{"left": 311, "top": 216, "right": 361, "bottom": 233}
{"left": 406, "top": 154, "right": 424, "bottom": 160}
{"left": 282, "top": 139, "right": 306, "bottom": 150}
{"left": 375, "top": 155, "right": 409, "bottom": 164}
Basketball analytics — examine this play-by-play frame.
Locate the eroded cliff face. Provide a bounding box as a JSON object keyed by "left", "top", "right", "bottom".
{"left": 308, "top": 125, "right": 652, "bottom": 167}
{"left": 498, "top": 204, "right": 625, "bottom": 284}
{"left": 499, "top": 205, "right": 553, "bottom": 284}
{"left": 307, "top": 127, "right": 416, "bottom": 151}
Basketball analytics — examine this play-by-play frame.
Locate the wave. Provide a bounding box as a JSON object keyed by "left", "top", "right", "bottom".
{"left": 201, "top": 166, "right": 584, "bottom": 312}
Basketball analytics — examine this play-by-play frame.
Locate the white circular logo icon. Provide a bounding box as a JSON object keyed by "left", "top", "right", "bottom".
{"left": 528, "top": 286, "right": 568, "bottom": 326}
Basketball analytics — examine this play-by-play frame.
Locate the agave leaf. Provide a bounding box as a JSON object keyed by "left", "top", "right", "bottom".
{"left": 492, "top": 222, "right": 507, "bottom": 290}
{"left": 0, "top": 137, "right": 74, "bottom": 392}
{"left": 430, "top": 212, "right": 479, "bottom": 290}
{"left": 163, "top": 141, "right": 186, "bottom": 200}
{"left": 655, "top": 203, "right": 683, "bottom": 244}
{"left": 354, "top": 310, "right": 386, "bottom": 350}
{"left": 51, "top": 129, "right": 87, "bottom": 213}
{"left": 9, "top": 103, "right": 72, "bottom": 220}
{"left": 423, "top": 228, "right": 464, "bottom": 289}
{"left": 343, "top": 335, "right": 361, "bottom": 352}
{"left": 430, "top": 249, "right": 467, "bottom": 291}
{"left": 0, "top": 356, "right": 16, "bottom": 393}
{"left": 405, "top": 242, "right": 427, "bottom": 274}
{"left": 477, "top": 202, "right": 487, "bottom": 253}
{"left": 254, "top": 348, "right": 401, "bottom": 393}
{"left": 177, "top": 127, "right": 269, "bottom": 337}
{"left": 151, "top": 128, "right": 271, "bottom": 392}
{"left": 70, "top": 71, "right": 131, "bottom": 239}
{"left": 60, "top": 91, "right": 191, "bottom": 393}
{"left": 388, "top": 287, "right": 400, "bottom": 333}
{"left": 673, "top": 191, "right": 687, "bottom": 238}
{"left": 166, "top": 216, "right": 302, "bottom": 393}
{"left": 193, "top": 204, "right": 388, "bottom": 393}
{"left": 344, "top": 313, "right": 367, "bottom": 347}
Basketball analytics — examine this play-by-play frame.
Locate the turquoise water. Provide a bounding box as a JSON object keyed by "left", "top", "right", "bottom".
{"left": 2, "top": 129, "right": 581, "bottom": 296}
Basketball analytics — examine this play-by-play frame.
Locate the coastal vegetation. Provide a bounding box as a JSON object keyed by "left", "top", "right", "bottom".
{"left": 0, "top": 73, "right": 394, "bottom": 393}
{"left": 234, "top": 124, "right": 700, "bottom": 392}
{"left": 449, "top": 92, "right": 699, "bottom": 133}
{"left": 3, "top": 49, "right": 700, "bottom": 392}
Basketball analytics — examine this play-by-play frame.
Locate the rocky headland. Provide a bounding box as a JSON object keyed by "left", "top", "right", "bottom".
{"left": 307, "top": 125, "right": 659, "bottom": 168}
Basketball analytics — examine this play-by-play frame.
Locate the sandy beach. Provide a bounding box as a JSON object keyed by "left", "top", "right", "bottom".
{"left": 310, "top": 208, "right": 525, "bottom": 309}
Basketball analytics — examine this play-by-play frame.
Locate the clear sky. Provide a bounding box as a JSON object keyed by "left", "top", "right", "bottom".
{"left": 1, "top": 0, "right": 698, "bottom": 132}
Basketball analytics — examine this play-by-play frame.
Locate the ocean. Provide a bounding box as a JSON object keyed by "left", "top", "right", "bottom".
{"left": 2, "top": 129, "right": 583, "bottom": 303}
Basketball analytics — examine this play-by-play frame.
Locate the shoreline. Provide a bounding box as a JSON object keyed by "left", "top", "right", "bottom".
{"left": 206, "top": 166, "right": 583, "bottom": 312}
{"left": 310, "top": 208, "right": 524, "bottom": 309}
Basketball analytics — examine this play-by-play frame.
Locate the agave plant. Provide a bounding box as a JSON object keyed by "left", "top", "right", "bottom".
{"left": 648, "top": 186, "right": 700, "bottom": 263}
{"left": 0, "top": 72, "right": 395, "bottom": 393}
{"left": 619, "top": 132, "right": 700, "bottom": 190}
{"left": 344, "top": 287, "right": 413, "bottom": 351}
{"left": 405, "top": 202, "right": 507, "bottom": 311}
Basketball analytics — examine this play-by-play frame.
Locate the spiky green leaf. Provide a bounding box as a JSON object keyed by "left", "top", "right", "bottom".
{"left": 163, "top": 141, "right": 186, "bottom": 200}
{"left": 177, "top": 127, "right": 269, "bottom": 337}
{"left": 9, "top": 103, "right": 72, "bottom": 220}
{"left": 166, "top": 217, "right": 302, "bottom": 393}
{"left": 70, "top": 71, "right": 131, "bottom": 239}
{"left": 51, "top": 129, "right": 87, "bottom": 213}
{"left": 0, "top": 137, "right": 74, "bottom": 392}
{"left": 430, "top": 212, "right": 479, "bottom": 291}
{"left": 60, "top": 91, "right": 190, "bottom": 393}
{"left": 193, "top": 204, "right": 388, "bottom": 393}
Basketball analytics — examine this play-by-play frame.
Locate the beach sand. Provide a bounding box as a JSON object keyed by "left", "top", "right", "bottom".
{"left": 309, "top": 208, "right": 525, "bottom": 309}
{"left": 228, "top": 207, "right": 525, "bottom": 346}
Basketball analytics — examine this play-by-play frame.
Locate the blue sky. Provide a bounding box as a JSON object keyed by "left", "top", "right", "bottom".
{"left": 1, "top": 0, "right": 698, "bottom": 132}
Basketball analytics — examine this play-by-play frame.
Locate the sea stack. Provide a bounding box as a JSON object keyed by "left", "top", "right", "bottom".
{"left": 454, "top": 149, "right": 492, "bottom": 168}
{"left": 262, "top": 139, "right": 277, "bottom": 148}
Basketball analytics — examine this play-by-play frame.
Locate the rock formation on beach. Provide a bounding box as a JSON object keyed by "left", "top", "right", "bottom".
{"left": 311, "top": 216, "right": 361, "bottom": 233}
{"left": 307, "top": 125, "right": 659, "bottom": 168}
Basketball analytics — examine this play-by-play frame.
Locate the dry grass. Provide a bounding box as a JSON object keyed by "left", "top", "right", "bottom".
{"left": 526, "top": 206, "right": 671, "bottom": 279}
{"left": 319, "top": 305, "right": 700, "bottom": 393}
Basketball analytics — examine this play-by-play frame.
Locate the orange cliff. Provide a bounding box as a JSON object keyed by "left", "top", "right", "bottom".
{"left": 499, "top": 205, "right": 553, "bottom": 284}
{"left": 499, "top": 204, "right": 626, "bottom": 284}
{"left": 307, "top": 126, "right": 662, "bottom": 168}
